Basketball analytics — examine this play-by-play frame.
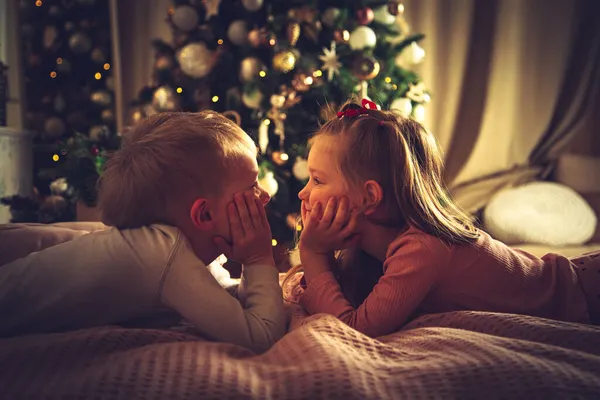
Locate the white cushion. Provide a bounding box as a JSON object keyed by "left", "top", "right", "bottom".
{"left": 483, "top": 182, "right": 597, "bottom": 246}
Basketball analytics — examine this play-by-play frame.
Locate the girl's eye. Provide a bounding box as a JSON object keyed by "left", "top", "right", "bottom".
{"left": 313, "top": 177, "right": 322, "bottom": 185}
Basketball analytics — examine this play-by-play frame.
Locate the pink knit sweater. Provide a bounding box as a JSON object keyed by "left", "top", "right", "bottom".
{"left": 300, "top": 226, "right": 590, "bottom": 337}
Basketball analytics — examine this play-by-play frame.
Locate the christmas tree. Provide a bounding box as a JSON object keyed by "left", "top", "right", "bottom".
{"left": 1, "top": 0, "right": 119, "bottom": 223}
{"left": 131, "top": 0, "right": 428, "bottom": 245}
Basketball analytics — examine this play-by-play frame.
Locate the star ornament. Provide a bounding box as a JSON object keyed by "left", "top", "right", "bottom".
{"left": 319, "top": 42, "right": 342, "bottom": 81}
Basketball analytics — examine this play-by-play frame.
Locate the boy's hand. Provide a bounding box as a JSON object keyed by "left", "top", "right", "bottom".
{"left": 214, "top": 191, "right": 275, "bottom": 267}
{"left": 300, "top": 197, "right": 361, "bottom": 255}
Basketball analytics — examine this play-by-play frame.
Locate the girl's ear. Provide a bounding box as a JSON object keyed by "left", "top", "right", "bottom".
{"left": 190, "top": 198, "right": 215, "bottom": 230}
{"left": 362, "top": 180, "right": 383, "bottom": 215}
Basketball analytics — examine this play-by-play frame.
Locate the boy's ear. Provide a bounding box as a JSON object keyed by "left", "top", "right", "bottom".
{"left": 190, "top": 198, "right": 214, "bottom": 230}
{"left": 362, "top": 180, "right": 383, "bottom": 215}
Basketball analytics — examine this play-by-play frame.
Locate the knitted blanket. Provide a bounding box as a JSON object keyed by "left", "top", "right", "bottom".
{"left": 1, "top": 308, "right": 599, "bottom": 399}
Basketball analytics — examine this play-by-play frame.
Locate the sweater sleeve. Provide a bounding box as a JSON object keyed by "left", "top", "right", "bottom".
{"left": 159, "top": 236, "right": 286, "bottom": 354}
{"left": 300, "top": 234, "right": 442, "bottom": 337}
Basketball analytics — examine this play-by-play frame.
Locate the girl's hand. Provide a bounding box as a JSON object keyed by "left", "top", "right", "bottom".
{"left": 214, "top": 191, "right": 275, "bottom": 267}
{"left": 299, "top": 197, "right": 361, "bottom": 255}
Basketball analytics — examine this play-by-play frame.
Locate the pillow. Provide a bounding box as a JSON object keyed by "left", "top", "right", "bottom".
{"left": 0, "top": 222, "right": 107, "bottom": 266}
{"left": 483, "top": 182, "right": 597, "bottom": 246}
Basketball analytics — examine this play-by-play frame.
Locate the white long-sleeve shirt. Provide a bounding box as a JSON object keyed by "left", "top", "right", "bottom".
{"left": 0, "top": 224, "right": 285, "bottom": 353}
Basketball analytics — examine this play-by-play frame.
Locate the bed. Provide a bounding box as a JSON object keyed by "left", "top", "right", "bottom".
{"left": 1, "top": 223, "right": 600, "bottom": 399}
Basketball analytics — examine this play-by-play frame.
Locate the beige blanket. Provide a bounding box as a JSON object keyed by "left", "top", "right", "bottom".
{"left": 1, "top": 308, "right": 599, "bottom": 399}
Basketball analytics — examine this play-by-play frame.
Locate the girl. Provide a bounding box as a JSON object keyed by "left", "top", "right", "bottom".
{"left": 284, "top": 98, "right": 600, "bottom": 338}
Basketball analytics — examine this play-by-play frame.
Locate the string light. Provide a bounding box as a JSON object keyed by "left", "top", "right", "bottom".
{"left": 272, "top": 239, "right": 278, "bottom": 246}
{"left": 264, "top": 119, "right": 271, "bottom": 126}
{"left": 176, "top": 87, "right": 183, "bottom": 94}
{"left": 212, "top": 95, "right": 219, "bottom": 103}
{"left": 313, "top": 70, "right": 323, "bottom": 77}
{"left": 269, "top": 38, "right": 276, "bottom": 46}
{"left": 56, "top": 58, "right": 63, "bottom": 64}
{"left": 52, "top": 154, "right": 59, "bottom": 162}
{"left": 296, "top": 224, "right": 302, "bottom": 232}
{"left": 304, "top": 76, "right": 314, "bottom": 85}
{"left": 217, "top": 39, "right": 224, "bottom": 45}
{"left": 35, "top": 0, "right": 42, "bottom": 6}
{"left": 385, "top": 77, "right": 392, "bottom": 83}
{"left": 392, "top": 84, "right": 398, "bottom": 90}
{"left": 259, "top": 70, "right": 266, "bottom": 78}
{"left": 94, "top": 72, "right": 102, "bottom": 80}
{"left": 50, "top": 71, "right": 57, "bottom": 78}
{"left": 103, "top": 63, "right": 110, "bottom": 70}
{"left": 279, "top": 152, "right": 289, "bottom": 162}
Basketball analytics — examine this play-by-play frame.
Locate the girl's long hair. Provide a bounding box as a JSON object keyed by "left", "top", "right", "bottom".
{"left": 282, "top": 99, "right": 478, "bottom": 298}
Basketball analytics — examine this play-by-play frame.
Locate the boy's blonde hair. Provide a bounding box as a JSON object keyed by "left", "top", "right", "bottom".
{"left": 98, "top": 111, "right": 256, "bottom": 228}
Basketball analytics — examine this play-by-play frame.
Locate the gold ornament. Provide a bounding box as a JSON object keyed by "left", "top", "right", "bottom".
{"left": 152, "top": 86, "right": 180, "bottom": 111}
{"left": 352, "top": 56, "right": 380, "bottom": 80}
{"left": 239, "top": 57, "right": 264, "bottom": 82}
{"left": 286, "top": 22, "right": 300, "bottom": 46}
{"left": 272, "top": 50, "right": 296, "bottom": 73}
{"left": 248, "top": 29, "right": 262, "bottom": 47}
{"left": 271, "top": 151, "right": 289, "bottom": 166}
{"left": 131, "top": 109, "right": 144, "bottom": 123}
{"left": 333, "top": 29, "right": 350, "bottom": 44}
{"left": 288, "top": 6, "right": 317, "bottom": 23}
{"left": 177, "top": 42, "right": 216, "bottom": 78}
{"left": 91, "top": 90, "right": 112, "bottom": 106}
{"left": 101, "top": 109, "right": 114, "bottom": 123}
{"left": 302, "top": 20, "right": 321, "bottom": 43}
{"left": 270, "top": 94, "right": 286, "bottom": 109}
{"left": 155, "top": 56, "right": 174, "bottom": 71}
{"left": 291, "top": 71, "right": 313, "bottom": 92}
{"left": 388, "top": 1, "right": 404, "bottom": 16}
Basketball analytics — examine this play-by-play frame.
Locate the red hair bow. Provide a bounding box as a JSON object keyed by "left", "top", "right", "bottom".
{"left": 337, "top": 98, "right": 380, "bottom": 119}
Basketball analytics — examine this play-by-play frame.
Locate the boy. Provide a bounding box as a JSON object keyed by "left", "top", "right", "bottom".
{"left": 0, "top": 112, "right": 285, "bottom": 353}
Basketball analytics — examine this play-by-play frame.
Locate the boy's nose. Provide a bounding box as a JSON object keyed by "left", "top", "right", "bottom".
{"left": 298, "top": 185, "right": 309, "bottom": 201}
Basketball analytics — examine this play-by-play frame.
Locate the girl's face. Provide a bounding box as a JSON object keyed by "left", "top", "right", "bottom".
{"left": 298, "top": 136, "right": 352, "bottom": 224}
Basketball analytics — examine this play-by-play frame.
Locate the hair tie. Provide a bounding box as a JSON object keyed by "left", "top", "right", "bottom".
{"left": 337, "top": 98, "right": 380, "bottom": 119}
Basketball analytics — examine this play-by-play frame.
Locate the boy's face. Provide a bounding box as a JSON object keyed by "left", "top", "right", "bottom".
{"left": 211, "top": 151, "right": 271, "bottom": 242}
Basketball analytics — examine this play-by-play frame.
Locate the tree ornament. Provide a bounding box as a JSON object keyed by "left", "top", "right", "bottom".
{"left": 286, "top": 22, "right": 301, "bottom": 46}
{"left": 172, "top": 5, "right": 199, "bottom": 31}
{"left": 155, "top": 55, "right": 174, "bottom": 71}
{"left": 152, "top": 86, "right": 180, "bottom": 111}
{"left": 413, "top": 104, "right": 426, "bottom": 123}
{"left": 239, "top": 57, "right": 264, "bottom": 82}
{"left": 241, "top": 0, "right": 263, "bottom": 12}
{"left": 406, "top": 82, "right": 427, "bottom": 102}
{"left": 356, "top": 7, "right": 374, "bottom": 25}
{"left": 91, "top": 48, "right": 105, "bottom": 63}
{"left": 349, "top": 26, "right": 377, "bottom": 50}
{"left": 68, "top": 32, "right": 92, "bottom": 54}
{"left": 390, "top": 97, "right": 412, "bottom": 117}
{"left": 227, "top": 20, "right": 249, "bottom": 46}
{"left": 203, "top": 0, "right": 221, "bottom": 20}
{"left": 319, "top": 41, "right": 341, "bottom": 81}
{"left": 43, "top": 26, "right": 58, "bottom": 49}
{"left": 258, "top": 119, "right": 270, "bottom": 154}
{"left": 89, "top": 125, "right": 107, "bottom": 141}
{"left": 352, "top": 55, "right": 380, "bottom": 81}
{"left": 333, "top": 29, "right": 350, "bottom": 44}
{"left": 288, "top": 6, "right": 317, "bottom": 23}
{"left": 242, "top": 89, "right": 264, "bottom": 109}
{"left": 292, "top": 157, "right": 309, "bottom": 181}
{"left": 374, "top": 5, "right": 396, "bottom": 24}
{"left": 302, "top": 21, "right": 322, "bottom": 43}
{"left": 258, "top": 170, "right": 278, "bottom": 197}
{"left": 131, "top": 108, "right": 144, "bottom": 123}
{"left": 44, "top": 117, "right": 66, "bottom": 138}
{"left": 90, "top": 90, "right": 112, "bottom": 106}
{"left": 271, "top": 151, "right": 289, "bottom": 166}
{"left": 177, "top": 42, "right": 216, "bottom": 78}
{"left": 388, "top": 1, "right": 405, "bottom": 16}
{"left": 101, "top": 109, "right": 114, "bottom": 123}
{"left": 321, "top": 7, "right": 340, "bottom": 28}
{"left": 248, "top": 28, "right": 276, "bottom": 48}
{"left": 272, "top": 51, "right": 296, "bottom": 73}
{"left": 291, "top": 71, "right": 313, "bottom": 92}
